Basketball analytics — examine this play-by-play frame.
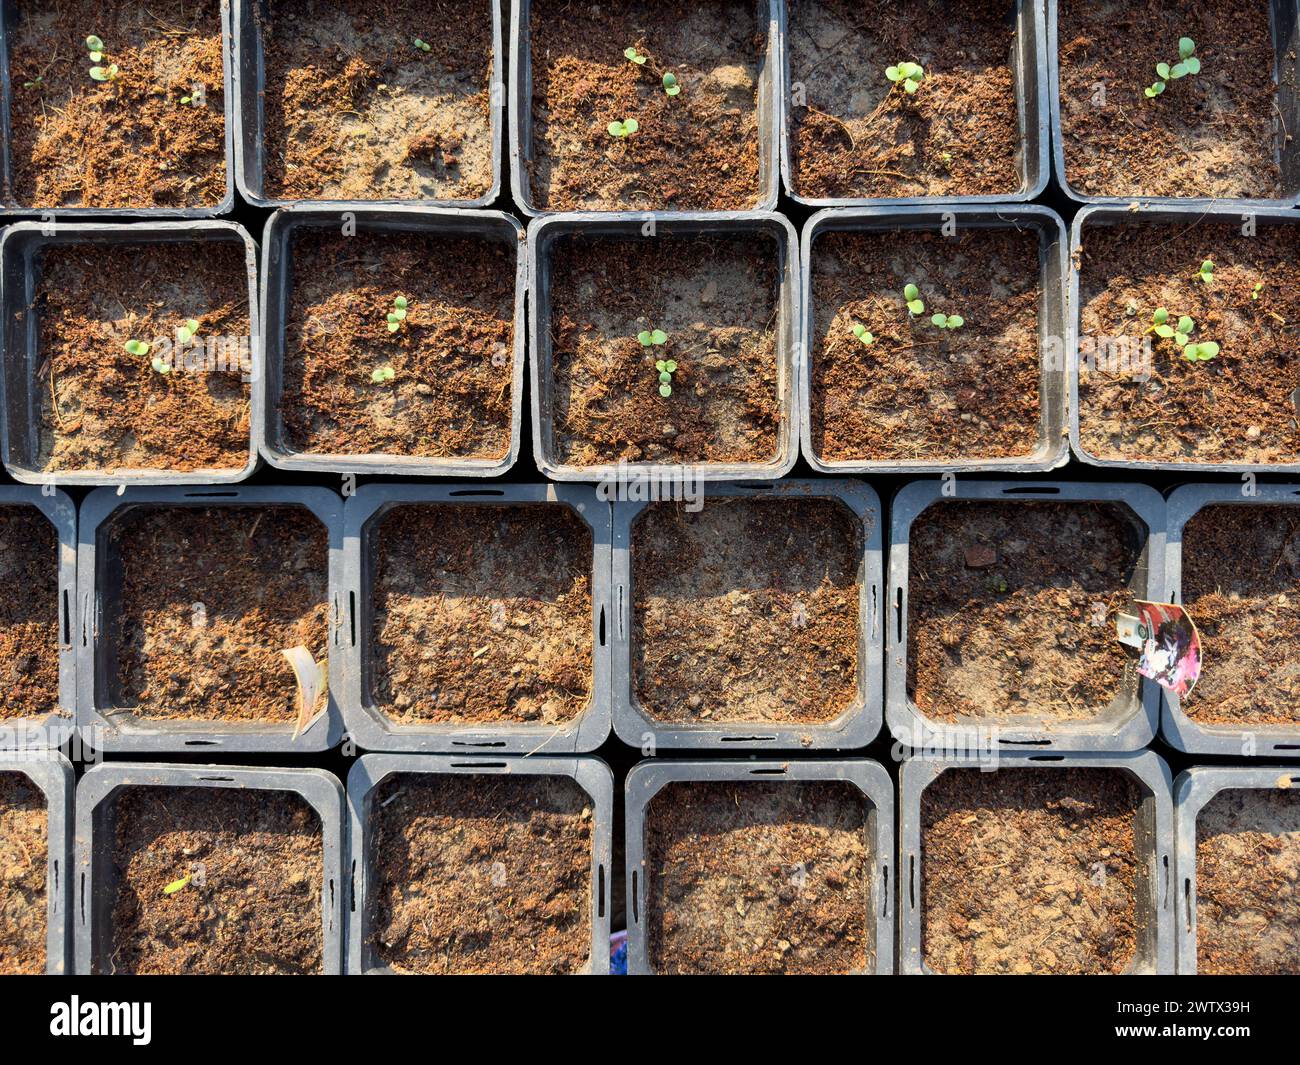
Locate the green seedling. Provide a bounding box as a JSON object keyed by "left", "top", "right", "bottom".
{"left": 930, "top": 312, "right": 965, "bottom": 330}
{"left": 1182, "top": 340, "right": 1220, "bottom": 361}
{"left": 123, "top": 339, "right": 151, "bottom": 357}
{"left": 1146, "top": 37, "right": 1200, "bottom": 96}
{"left": 1151, "top": 308, "right": 1219, "bottom": 361}
{"left": 903, "top": 283, "right": 924, "bottom": 316}
{"left": 162, "top": 873, "right": 192, "bottom": 896}
{"left": 371, "top": 365, "right": 396, "bottom": 384}
{"left": 851, "top": 323, "right": 875, "bottom": 346}
{"left": 662, "top": 72, "right": 681, "bottom": 97}
{"left": 151, "top": 356, "right": 171, "bottom": 375}
{"left": 86, "top": 34, "right": 119, "bottom": 82}
{"left": 176, "top": 318, "right": 200, "bottom": 344}
{"left": 624, "top": 46, "right": 647, "bottom": 65}
{"left": 23, "top": 77, "right": 42, "bottom": 89}
{"left": 413, "top": 38, "right": 432, "bottom": 52}
{"left": 386, "top": 295, "right": 409, "bottom": 333}
{"left": 654, "top": 358, "right": 678, "bottom": 397}
{"left": 1198, "top": 259, "right": 1215, "bottom": 285}
{"left": 886, "top": 62, "right": 924, "bottom": 94}
{"left": 607, "top": 118, "right": 639, "bottom": 138}
{"left": 1252, "top": 281, "right": 1265, "bottom": 300}
{"left": 637, "top": 328, "right": 668, "bottom": 347}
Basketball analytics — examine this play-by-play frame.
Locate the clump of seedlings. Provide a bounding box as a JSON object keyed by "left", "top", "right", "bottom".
{"left": 607, "top": 118, "right": 639, "bottom": 138}
{"left": 1252, "top": 281, "right": 1265, "bottom": 300}
{"left": 1145, "top": 37, "right": 1201, "bottom": 98}
{"left": 386, "top": 296, "right": 409, "bottom": 333}
{"left": 886, "top": 61, "right": 925, "bottom": 95}
{"left": 86, "top": 35, "right": 119, "bottom": 83}
{"left": 638, "top": 328, "right": 675, "bottom": 396}
{"left": 903, "top": 283, "right": 925, "bottom": 317}
{"left": 1149, "top": 308, "right": 1219, "bottom": 361}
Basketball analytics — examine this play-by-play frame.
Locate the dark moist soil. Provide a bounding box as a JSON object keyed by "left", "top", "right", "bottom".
{"left": 922, "top": 767, "right": 1140, "bottom": 975}
{"left": 907, "top": 501, "right": 1142, "bottom": 723}
{"left": 528, "top": 0, "right": 764, "bottom": 211}
{"left": 6, "top": 0, "right": 227, "bottom": 209}
{"left": 548, "top": 233, "right": 782, "bottom": 467}
{"left": 1181, "top": 505, "right": 1300, "bottom": 727}
{"left": 1077, "top": 223, "right": 1300, "bottom": 465}
{"left": 809, "top": 227, "right": 1042, "bottom": 464}
{"left": 1195, "top": 785, "right": 1300, "bottom": 975}
{"left": 632, "top": 498, "right": 862, "bottom": 729}
{"left": 108, "top": 506, "right": 329, "bottom": 724}
{"left": 788, "top": 0, "right": 1022, "bottom": 199}
{"left": 34, "top": 240, "right": 251, "bottom": 476}
{"left": 1057, "top": 0, "right": 1287, "bottom": 199}
{"left": 280, "top": 230, "right": 516, "bottom": 460}
{"left": 0, "top": 773, "right": 47, "bottom": 975}
{"left": 366, "top": 774, "right": 593, "bottom": 974}
{"left": 645, "top": 781, "right": 872, "bottom": 975}
{"left": 0, "top": 508, "right": 61, "bottom": 722}
{"left": 370, "top": 504, "right": 593, "bottom": 726}
{"left": 259, "top": 0, "right": 495, "bottom": 201}
{"left": 106, "top": 786, "right": 323, "bottom": 975}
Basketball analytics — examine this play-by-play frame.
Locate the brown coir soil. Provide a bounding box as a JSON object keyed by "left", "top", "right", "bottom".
{"left": 280, "top": 229, "right": 516, "bottom": 460}
{"left": 547, "top": 233, "right": 782, "bottom": 468}
{"left": 0, "top": 773, "right": 47, "bottom": 975}
{"left": 809, "top": 227, "right": 1043, "bottom": 464}
{"left": 34, "top": 239, "right": 251, "bottom": 476}
{"left": 6, "top": 0, "right": 227, "bottom": 210}
{"left": 370, "top": 504, "right": 592, "bottom": 727}
{"left": 645, "top": 781, "right": 872, "bottom": 974}
{"left": 105, "top": 786, "right": 322, "bottom": 975}
{"left": 632, "top": 498, "right": 862, "bottom": 728}
{"left": 107, "top": 506, "right": 329, "bottom": 724}
{"left": 0, "top": 508, "right": 61, "bottom": 722}
{"left": 922, "top": 767, "right": 1140, "bottom": 975}
{"left": 527, "top": 0, "right": 764, "bottom": 211}
{"left": 366, "top": 774, "right": 593, "bottom": 974}
{"left": 907, "top": 501, "right": 1142, "bottom": 724}
{"left": 1195, "top": 785, "right": 1300, "bottom": 974}
{"left": 1180, "top": 505, "right": 1300, "bottom": 727}
{"left": 1057, "top": 0, "right": 1286, "bottom": 199}
{"left": 788, "top": 0, "right": 1022, "bottom": 199}
{"left": 259, "top": 0, "right": 494, "bottom": 201}
{"left": 1077, "top": 223, "right": 1300, "bottom": 465}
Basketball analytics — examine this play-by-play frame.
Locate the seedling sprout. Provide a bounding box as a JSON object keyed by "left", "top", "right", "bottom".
{"left": 1252, "top": 282, "right": 1264, "bottom": 300}
{"left": 413, "top": 39, "right": 432, "bottom": 53}
{"left": 930, "top": 312, "right": 965, "bottom": 330}
{"left": 372, "top": 366, "right": 396, "bottom": 384}
{"left": 662, "top": 72, "right": 681, "bottom": 97}
{"left": 852, "top": 323, "right": 875, "bottom": 346}
{"left": 87, "top": 35, "right": 119, "bottom": 82}
{"left": 1151, "top": 308, "right": 1219, "bottom": 361}
{"left": 1146, "top": 37, "right": 1200, "bottom": 97}
{"left": 1199, "top": 259, "right": 1215, "bottom": 285}
{"left": 624, "top": 46, "right": 647, "bottom": 65}
{"left": 655, "top": 358, "right": 678, "bottom": 397}
{"left": 637, "top": 328, "right": 668, "bottom": 347}
{"left": 177, "top": 318, "right": 200, "bottom": 344}
{"left": 163, "top": 873, "right": 192, "bottom": 895}
{"left": 903, "top": 283, "right": 925, "bottom": 316}
{"left": 886, "top": 62, "right": 924, "bottom": 94}
{"left": 386, "top": 295, "right": 409, "bottom": 333}
{"left": 151, "top": 356, "right": 172, "bottom": 375}
{"left": 123, "top": 339, "right": 151, "bottom": 357}
{"left": 607, "top": 118, "right": 639, "bottom": 138}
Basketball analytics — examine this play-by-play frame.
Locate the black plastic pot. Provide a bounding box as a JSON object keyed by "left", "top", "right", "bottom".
{"left": 74, "top": 762, "right": 346, "bottom": 975}
{"left": 0, "top": 220, "right": 261, "bottom": 485}
{"left": 77, "top": 485, "right": 346, "bottom": 754}
{"left": 258, "top": 205, "right": 526, "bottom": 475}
{"left": 341, "top": 483, "right": 612, "bottom": 754}
{"left": 780, "top": 0, "right": 1050, "bottom": 207}
{"left": 232, "top": 0, "right": 505, "bottom": 208}
{"left": 0, "top": 486, "right": 76, "bottom": 748}
{"left": 346, "top": 753, "right": 614, "bottom": 974}
{"left": 0, "top": 751, "right": 72, "bottom": 974}
{"left": 0, "top": 2, "right": 237, "bottom": 217}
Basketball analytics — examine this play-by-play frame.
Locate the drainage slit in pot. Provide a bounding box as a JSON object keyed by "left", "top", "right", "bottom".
{"left": 349, "top": 591, "right": 357, "bottom": 647}
{"left": 450, "top": 761, "right": 507, "bottom": 769}
{"left": 1162, "top": 855, "right": 1170, "bottom": 909}
{"left": 61, "top": 589, "right": 70, "bottom": 646}
{"left": 894, "top": 586, "right": 903, "bottom": 644}
{"left": 1027, "top": 754, "right": 1064, "bottom": 762}
{"left": 631, "top": 871, "right": 639, "bottom": 923}
{"left": 450, "top": 739, "right": 506, "bottom": 748}
{"left": 908, "top": 855, "right": 915, "bottom": 909}
{"left": 598, "top": 605, "right": 606, "bottom": 647}
{"left": 881, "top": 863, "right": 889, "bottom": 918}
{"left": 1274, "top": 745, "right": 1300, "bottom": 752}
{"left": 182, "top": 491, "right": 240, "bottom": 498}
{"left": 724, "top": 735, "right": 776, "bottom": 744}
{"left": 998, "top": 737, "right": 1052, "bottom": 746}
{"left": 448, "top": 489, "right": 506, "bottom": 498}
{"left": 597, "top": 863, "right": 606, "bottom": 918}
{"left": 80, "top": 872, "right": 85, "bottom": 924}
{"left": 350, "top": 859, "right": 357, "bottom": 914}
{"left": 199, "top": 775, "right": 233, "bottom": 782}
{"left": 52, "top": 859, "right": 59, "bottom": 901}
{"left": 1184, "top": 877, "right": 1192, "bottom": 933}
{"left": 748, "top": 766, "right": 787, "bottom": 775}
{"left": 1001, "top": 486, "right": 1061, "bottom": 495}
{"left": 186, "top": 740, "right": 219, "bottom": 747}
{"left": 328, "top": 879, "right": 335, "bottom": 926}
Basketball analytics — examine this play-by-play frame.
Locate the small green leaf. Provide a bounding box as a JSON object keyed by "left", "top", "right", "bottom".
{"left": 1170, "top": 62, "right": 1188, "bottom": 79}
{"left": 394, "top": 296, "right": 408, "bottom": 310}
{"left": 1184, "top": 56, "right": 1201, "bottom": 75}
{"left": 655, "top": 359, "right": 667, "bottom": 371}
{"left": 1145, "top": 81, "right": 1166, "bottom": 97}
{"left": 625, "top": 118, "right": 639, "bottom": 134}
{"left": 1177, "top": 316, "right": 1194, "bottom": 335}
{"left": 608, "top": 121, "right": 626, "bottom": 137}
{"left": 907, "top": 299, "right": 924, "bottom": 315}
{"left": 904, "top": 78, "right": 921, "bottom": 94}
{"left": 931, "top": 313, "right": 947, "bottom": 328}
{"left": 947, "top": 315, "right": 964, "bottom": 329}
{"left": 86, "top": 35, "right": 104, "bottom": 53}
{"left": 162, "top": 873, "right": 191, "bottom": 895}
{"left": 151, "top": 356, "right": 171, "bottom": 375}
{"left": 387, "top": 312, "right": 403, "bottom": 326}
{"left": 659, "top": 371, "right": 672, "bottom": 384}
{"left": 640, "top": 332, "right": 655, "bottom": 347}
{"left": 1156, "top": 62, "right": 1170, "bottom": 79}
{"left": 372, "top": 366, "right": 396, "bottom": 383}
{"left": 1197, "top": 341, "right": 1219, "bottom": 359}
{"left": 659, "top": 384, "right": 672, "bottom": 397}
{"left": 664, "top": 360, "right": 677, "bottom": 373}
{"left": 1153, "top": 308, "right": 1169, "bottom": 325}
{"left": 650, "top": 329, "right": 667, "bottom": 345}
{"left": 89, "top": 66, "right": 112, "bottom": 82}
{"left": 124, "top": 339, "right": 150, "bottom": 356}
{"left": 1154, "top": 324, "right": 1175, "bottom": 338}
{"left": 886, "top": 65, "right": 901, "bottom": 82}
{"left": 1179, "top": 37, "right": 1196, "bottom": 59}
{"left": 904, "top": 283, "right": 919, "bottom": 301}
{"left": 1175, "top": 332, "right": 1190, "bottom": 347}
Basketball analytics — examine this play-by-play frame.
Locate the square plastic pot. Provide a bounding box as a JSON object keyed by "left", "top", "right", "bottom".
{"left": 899, "top": 750, "right": 1175, "bottom": 975}
{"left": 232, "top": 0, "right": 504, "bottom": 208}
{"left": 0, "top": 487, "right": 76, "bottom": 749}
{"left": 346, "top": 752, "right": 614, "bottom": 974}
{"left": 887, "top": 479, "right": 1165, "bottom": 750}
{"left": 0, "top": 751, "right": 73, "bottom": 974}
{"left": 1174, "top": 765, "right": 1300, "bottom": 974}
{"left": 528, "top": 211, "right": 800, "bottom": 482}
{"left": 624, "top": 757, "right": 894, "bottom": 975}
{"left": 74, "top": 762, "right": 345, "bottom": 975}
{"left": 509, "top": 0, "right": 781, "bottom": 215}
{"left": 0, "top": 220, "right": 261, "bottom": 485}
{"left": 0, "top": 2, "right": 237, "bottom": 218}
{"left": 611, "top": 479, "right": 883, "bottom": 749}
{"left": 76, "top": 485, "right": 346, "bottom": 754}
{"left": 1069, "top": 205, "right": 1300, "bottom": 471}
{"left": 780, "top": 0, "right": 1050, "bottom": 207}
{"left": 341, "top": 483, "right": 612, "bottom": 754}
{"left": 1162, "top": 483, "right": 1300, "bottom": 755}
{"left": 258, "top": 205, "right": 526, "bottom": 476}
{"left": 1048, "top": 0, "right": 1300, "bottom": 207}
{"left": 800, "top": 204, "right": 1069, "bottom": 474}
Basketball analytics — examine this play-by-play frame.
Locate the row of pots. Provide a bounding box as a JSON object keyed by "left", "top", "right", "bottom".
{"left": 2, "top": 476, "right": 1296, "bottom": 756}
{"left": 5, "top": 749, "right": 1291, "bottom": 973}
